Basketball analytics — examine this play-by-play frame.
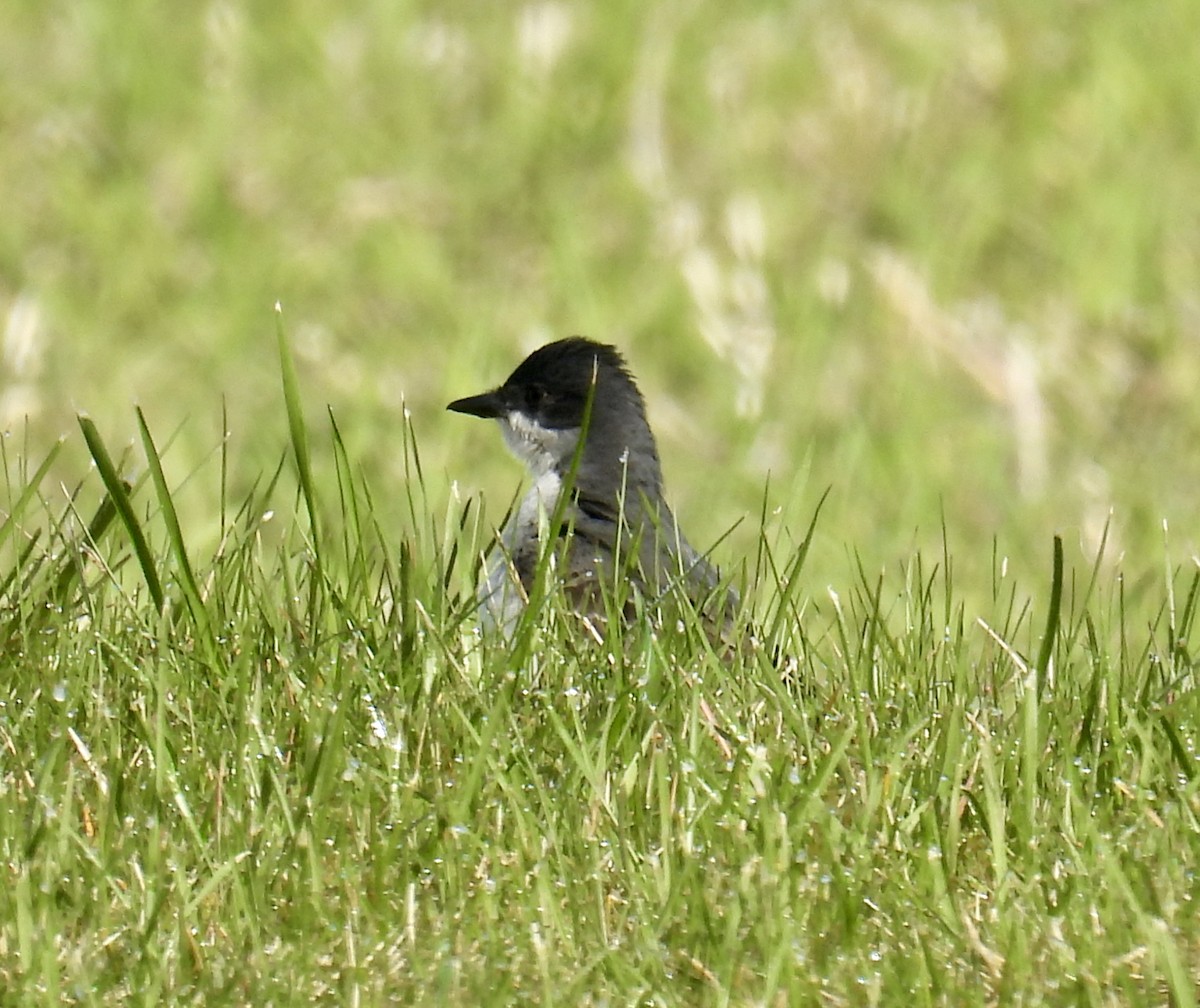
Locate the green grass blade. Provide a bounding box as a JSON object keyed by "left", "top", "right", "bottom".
{"left": 78, "top": 414, "right": 165, "bottom": 612}
{"left": 767, "top": 486, "right": 829, "bottom": 643}
{"left": 0, "top": 528, "right": 42, "bottom": 604}
{"left": 136, "top": 406, "right": 216, "bottom": 649}
{"left": 1033, "top": 534, "right": 1063, "bottom": 696}
{"left": 50, "top": 492, "right": 122, "bottom": 605}
{"left": 0, "top": 436, "right": 64, "bottom": 552}
{"left": 274, "top": 303, "right": 321, "bottom": 556}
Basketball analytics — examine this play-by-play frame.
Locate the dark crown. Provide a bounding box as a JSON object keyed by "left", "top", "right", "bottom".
{"left": 506, "top": 338, "right": 632, "bottom": 393}
{"left": 501, "top": 337, "right": 645, "bottom": 430}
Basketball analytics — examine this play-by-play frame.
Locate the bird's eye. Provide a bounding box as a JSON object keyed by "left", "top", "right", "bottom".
{"left": 525, "top": 384, "right": 547, "bottom": 410}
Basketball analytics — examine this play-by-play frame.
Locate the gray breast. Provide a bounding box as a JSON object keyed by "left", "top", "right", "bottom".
{"left": 478, "top": 473, "right": 737, "bottom": 638}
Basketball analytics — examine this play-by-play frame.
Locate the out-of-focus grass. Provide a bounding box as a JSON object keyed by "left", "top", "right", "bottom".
{"left": 2, "top": 1, "right": 1198, "bottom": 580}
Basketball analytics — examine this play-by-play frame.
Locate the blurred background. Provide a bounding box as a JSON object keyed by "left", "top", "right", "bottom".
{"left": 3, "top": 1, "right": 1197, "bottom": 594}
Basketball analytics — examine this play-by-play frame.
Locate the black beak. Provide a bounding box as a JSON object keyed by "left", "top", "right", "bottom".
{"left": 446, "top": 389, "right": 505, "bottom": 419}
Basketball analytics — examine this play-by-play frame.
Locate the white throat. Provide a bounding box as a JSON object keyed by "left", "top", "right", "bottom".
{"left": 498, "top": 411, "right": 580, "bottom": 476}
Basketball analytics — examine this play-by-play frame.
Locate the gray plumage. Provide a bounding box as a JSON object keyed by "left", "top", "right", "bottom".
{"left": 447, "top": 338, "right": 736, "bottom": 634}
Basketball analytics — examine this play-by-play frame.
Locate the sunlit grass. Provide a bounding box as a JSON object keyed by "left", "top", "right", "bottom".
{"left": 0, "top": 362, "right": 1196, "bottom": 1003}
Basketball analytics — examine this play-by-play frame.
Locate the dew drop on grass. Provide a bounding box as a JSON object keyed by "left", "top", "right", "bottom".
{"left": 52, "top": 682, "right": 67, "bottom": 702}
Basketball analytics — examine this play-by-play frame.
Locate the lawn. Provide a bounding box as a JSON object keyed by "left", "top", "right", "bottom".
{"left": 1, "top": 2, "right": 1198, "bottom": 1004}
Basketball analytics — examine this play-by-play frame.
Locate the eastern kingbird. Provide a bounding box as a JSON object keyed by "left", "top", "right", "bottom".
{"left": 447, "top": 337, "right": 738, "bottom": 636}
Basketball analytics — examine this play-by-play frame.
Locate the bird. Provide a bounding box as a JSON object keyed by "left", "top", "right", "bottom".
{"left": 447, "top": 337, "right": 739, "bottom": 639}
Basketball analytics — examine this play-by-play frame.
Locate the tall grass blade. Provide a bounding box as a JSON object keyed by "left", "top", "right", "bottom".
{"left": 50, "top": 493, "right": 122, "bottom": 605}
{"left": 136, "top": 407, "right": 216, "bottom": 649}
{"left": 1063, "top": 515, "right": 1109, "bottom": 655}
{"left": 0, "top": 437, "right": 64, "bottom": 552}
{"left": 1033, "top": 535, "right": 1063, "bottom": 696}
{"left": 274, "top": 303, "right": 321, "bottom": 558}
{"left": 767, "top": 487, "right": 829, "bottom": 643}
{"left": 78, "top": 414, "right": 165, "bottom": 612}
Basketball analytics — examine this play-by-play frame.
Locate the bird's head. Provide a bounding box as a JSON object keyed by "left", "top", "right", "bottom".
{"left": 448, "top": 338, "right": 662, "bottom": 490}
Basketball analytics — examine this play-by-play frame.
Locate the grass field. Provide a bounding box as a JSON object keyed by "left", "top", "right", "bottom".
{"left": 2, "top": 2, "right": 1199, "bottom": 1005}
